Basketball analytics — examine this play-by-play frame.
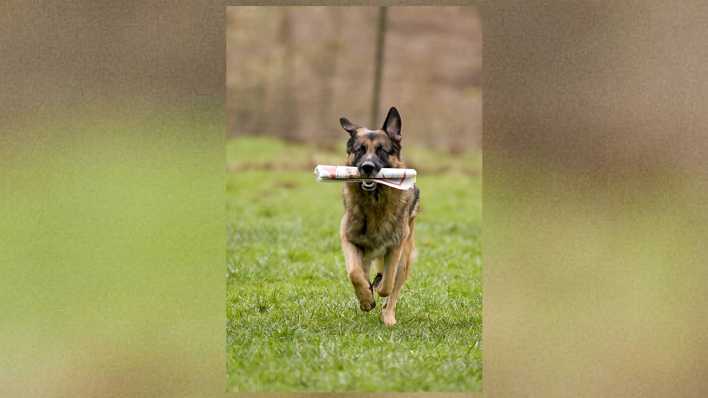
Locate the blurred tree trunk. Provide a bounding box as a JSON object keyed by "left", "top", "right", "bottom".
{"left": 271, "top": 8, "right": 300, "bottom": 140}
{"left": 370, "top": 7, "right": 388, "bottom": 127}
{"left": 318, "top": 7, "right": 343, "bottom": 139}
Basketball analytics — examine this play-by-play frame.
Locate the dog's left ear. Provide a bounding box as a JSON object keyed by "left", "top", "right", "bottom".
{"left": 340, "top": 117, "right": 359, "bottom": 136}
{"left": 382, "top": 107, "right": 402, "bottom": 142}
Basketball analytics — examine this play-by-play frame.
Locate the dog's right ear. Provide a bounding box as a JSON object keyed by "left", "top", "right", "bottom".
{"left": 382, "top": 107, "right": 402, "bottom": 142}
{"left": 339, "top": 117, "right": 359, "bottom": 136}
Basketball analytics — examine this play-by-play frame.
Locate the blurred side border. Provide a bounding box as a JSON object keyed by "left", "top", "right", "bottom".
{"left": 3, "top": 1, "right": 708, "bottom": 397}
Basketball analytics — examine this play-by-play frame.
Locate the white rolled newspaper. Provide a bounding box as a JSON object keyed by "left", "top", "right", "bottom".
{"left": 313, "top": 165, "right": 417, "bottom": 190}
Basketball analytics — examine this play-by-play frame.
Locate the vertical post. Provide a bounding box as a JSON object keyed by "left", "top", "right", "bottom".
{"left": 277, "top": 8, "right": 299, "bottom": 140}
{"left": 370, "top": 6, "right": 388, "bottom": 127}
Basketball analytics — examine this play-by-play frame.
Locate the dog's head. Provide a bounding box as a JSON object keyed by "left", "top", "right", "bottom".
{"left": 340, "top": 107, "right": 403, "bottom": 192}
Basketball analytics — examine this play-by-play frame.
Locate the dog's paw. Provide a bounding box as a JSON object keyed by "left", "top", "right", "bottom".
{"left": 372, "top": 273, "right": 383, "bottom": 289}
{"left": 356, "top": 285, "right": 376, "bottom": 312}
{"left": 359, "top": 298, "right": 376, "bottom": 312}
{"left": 375, "top": 284, "right": 390, "bottom": 298}
{"left": 381, "top": 311, "right": 397, "bottom": 327}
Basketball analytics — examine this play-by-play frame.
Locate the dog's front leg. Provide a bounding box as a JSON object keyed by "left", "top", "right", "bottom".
{"left": 380, "top": 238, "right": 414, "bottom": 327}
{"left": 340, "top": 238, "right": 375, "bottom": 312}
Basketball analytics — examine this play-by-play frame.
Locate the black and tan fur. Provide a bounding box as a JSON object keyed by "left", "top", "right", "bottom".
{"left": 339, "top": 107, "right": 420, "bottom": 327}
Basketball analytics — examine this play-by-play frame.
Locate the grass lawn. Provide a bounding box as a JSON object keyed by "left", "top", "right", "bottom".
{"left": 226, "top": 136, "right": 482, "bottom": 392}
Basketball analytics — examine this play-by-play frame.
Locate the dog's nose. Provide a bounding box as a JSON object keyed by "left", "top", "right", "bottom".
{"left": 360, "top": 161, "right": 375, "bottom": 175}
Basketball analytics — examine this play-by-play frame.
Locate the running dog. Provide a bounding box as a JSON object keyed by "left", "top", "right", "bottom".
{"left": 338, "top": 107, "right": 420, "bottom": 327}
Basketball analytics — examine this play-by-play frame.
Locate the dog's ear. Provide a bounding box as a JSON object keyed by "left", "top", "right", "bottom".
{"left": 382, "top": 107, "right": 402, "bottom": 142}
{"left": 339, "top": 117, "right": 359, "bottom": 136}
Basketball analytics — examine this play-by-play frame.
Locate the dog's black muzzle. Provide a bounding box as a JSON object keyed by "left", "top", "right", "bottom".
{"left": 358, "top": 161, "right": 379, "bottom": 191}
{"left": 359, "top": 161, "right": 376, "bottom": 176}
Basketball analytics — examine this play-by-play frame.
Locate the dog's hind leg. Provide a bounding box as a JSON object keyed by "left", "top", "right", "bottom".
{"left": 371, "top": 257, "right": 384, "bottom": 290}
{"left": 377, "top": 244, "right": 404, "bottom": 298}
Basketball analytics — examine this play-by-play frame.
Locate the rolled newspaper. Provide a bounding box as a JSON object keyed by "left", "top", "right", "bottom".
{"left": 313, "top": 165, "right": 417, "bottom": 190}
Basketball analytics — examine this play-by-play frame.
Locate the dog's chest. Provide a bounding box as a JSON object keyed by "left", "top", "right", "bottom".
{"left": 345, "top": 200, "right": 404, "bottom": 252}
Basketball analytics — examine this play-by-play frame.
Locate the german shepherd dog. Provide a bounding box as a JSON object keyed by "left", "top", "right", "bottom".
{"left": 339, "top": 107, "right": 420, "bottom": 326}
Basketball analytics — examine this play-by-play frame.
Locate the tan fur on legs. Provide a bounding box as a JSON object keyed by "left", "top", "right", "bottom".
{"left": 376, "top": 244, "right": 403, "bottom": 297}
{"left": 341, "top": 216, "right": 375, "bottom": 311}
{"left": 382, "top": 224, "right": 416, "bottom": 326}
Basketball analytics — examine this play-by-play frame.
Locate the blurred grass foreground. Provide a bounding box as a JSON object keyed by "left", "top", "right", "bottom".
{"left": 226, "top": 136, "right": 482, "bottom": 391}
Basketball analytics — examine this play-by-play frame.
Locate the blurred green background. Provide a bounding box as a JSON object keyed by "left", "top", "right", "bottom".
{"left": 1, "top": 105, "right": 225, "bottom": 397}
{"left": 0, "top": 2, "right": 227, "bottom": 396}
{"left": 2, "top": 2, "right": 708, "bottom": 397}
{"left": 483, "top": 2, "right": 708, "bottom": 396}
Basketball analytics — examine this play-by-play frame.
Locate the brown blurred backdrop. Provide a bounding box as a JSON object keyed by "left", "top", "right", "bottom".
{"left": 0, "top": 2, "right": 223, "bottom": 129}
{"left": 226, "top": 6, "right": 482, "bottom": 153}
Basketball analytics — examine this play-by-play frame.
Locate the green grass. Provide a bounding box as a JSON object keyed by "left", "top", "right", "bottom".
{"left": 226, "top": 136, "right": 482, "bottom": 392}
